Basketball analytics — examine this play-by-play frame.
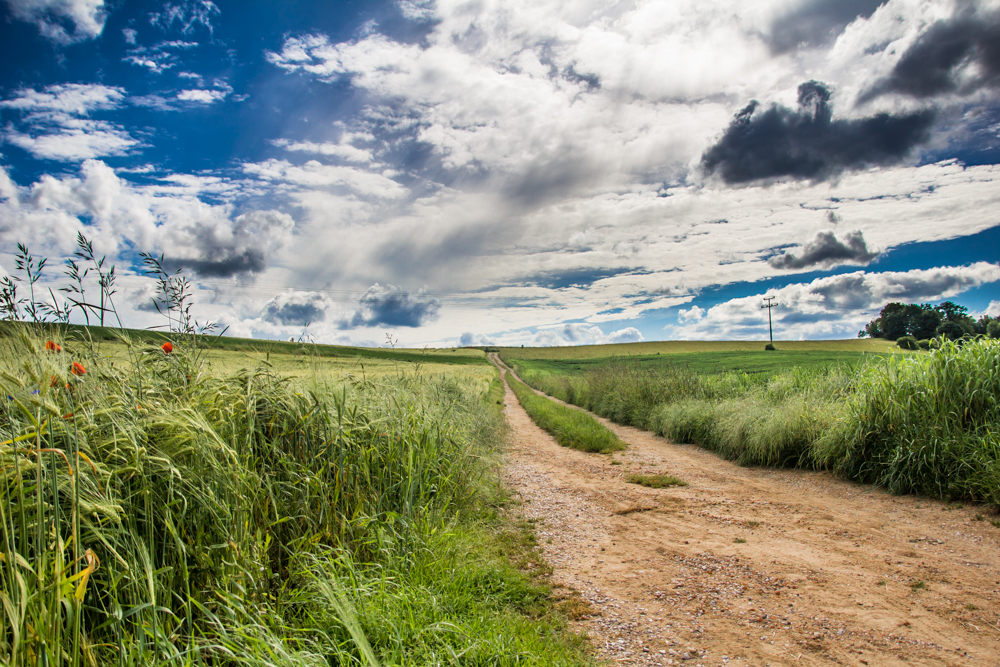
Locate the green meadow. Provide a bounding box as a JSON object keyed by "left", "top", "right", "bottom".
{"left": 495, "top": 337, "right": 899, "bottom": 360}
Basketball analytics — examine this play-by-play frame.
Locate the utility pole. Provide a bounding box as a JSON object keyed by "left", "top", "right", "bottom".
{"left": 761, "top": 296, "right": 778, "bottom": 342}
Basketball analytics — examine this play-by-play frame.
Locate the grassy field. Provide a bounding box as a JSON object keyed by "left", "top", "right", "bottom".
{"left": 506, "top": 349, "right": 899, "bottom": 385}
{"left": 503, "top": 338, "right": 1000, "bottom": 508}
{"left": 0, "top": 326, "right": 592, "bottom": 666}
{"left": 496, "top": 338, "right": 899, "bottom": 360}
{"left": 85, "top": 336, "right": 495, "bottom": 387}
{"left": 36, "top": 322, "right": 489, "bottom": 366}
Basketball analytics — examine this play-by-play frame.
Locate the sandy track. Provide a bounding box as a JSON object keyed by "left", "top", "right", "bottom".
{"left": 493, "top": 358, "right": 1000, "bottom": 666}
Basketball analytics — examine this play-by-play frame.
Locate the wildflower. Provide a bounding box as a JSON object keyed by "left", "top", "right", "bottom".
{"left": 71, "top": 362, "right": 87, "bottom": 376}
{"left": 50, "top": 375, "right": 59, "bottom": 387}
{"left": 161, "top": 341, "right": 173, "bottom": 354}
{"left": 45, "top": 340, "right": 62, "bottom": 353}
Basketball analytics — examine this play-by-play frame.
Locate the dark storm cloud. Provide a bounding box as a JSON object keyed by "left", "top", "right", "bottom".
{"left": 768, "top": 0, "right": 887, "bottom": 53}
{"left": 701, "top": 81, "right": 935, "bottom": 184}
{"left": 768, "top": 229, "right": 880, "bottom": 270}
{"left": 262, "top": 293, "right": 327, "bottom": 326}
{"left": 862, "top": 10, "right": 1000, "bottom": 101}
{"left": 168, "top": 248, "right": 266, "bottom": 278}
{"left": 339, "top": 284, "right": 440, "bottom": 329}
{"left": 165, "top": 210, "right": 294, "bottom": 278}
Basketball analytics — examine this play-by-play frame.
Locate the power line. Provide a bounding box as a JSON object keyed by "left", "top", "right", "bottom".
{"left": 761, "top": 296, "right": 779, "bottom": 342}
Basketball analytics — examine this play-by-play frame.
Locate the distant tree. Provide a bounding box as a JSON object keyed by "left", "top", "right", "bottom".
{"left": 896, "top": 335, "right": 918, "bottom": 350}
{"left": 937, "top": 301, "right": 968, "bottom": 322}
{"left": 910, "top": 304, "right": 943, "bottom": 340}
{"left": 987, "top": 319, "right": 1000, "bottom": 339}
{"left": 935, "top": 321, "right": 965, "bottom": 340}
{"left": 975, "top": 315, "right": 997, "bottom": 336}
{"left": 937, "top": 300, "right": 975, "bottom": 334}
{"left": 887, "top": 303, "right": 917, "bottom": 340}
{"left": 859, "top": 300, "right": 980, "bottom": 341}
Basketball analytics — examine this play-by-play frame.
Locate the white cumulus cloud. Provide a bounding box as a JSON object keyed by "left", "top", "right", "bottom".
{"left": 1, "top": 84, "right": 137, "bottom": 161}
{"left": 4, "top": 0, "right": 107, "bottom": 44}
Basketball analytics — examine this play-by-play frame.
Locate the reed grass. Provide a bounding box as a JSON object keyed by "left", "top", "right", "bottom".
{"left": 0, "top": 329, "right": 593, "bottom": 666}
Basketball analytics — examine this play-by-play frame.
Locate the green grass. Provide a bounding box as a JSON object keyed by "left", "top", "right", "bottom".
{"left": 0, "top": 329, "right": 593, "bottom": 666}
{"left": 4, "top": 321, "right": 490, "bottom": 366}
{"left": 625, "top": 473, "right": 686, "bottom": 488}
{"left": 510, "top": 355, "right": 851, "bottom": 468}
{"left": 495, "top": 338, "right": 900, "bottom": 361}
{"left": 505, "top": 372, "right": 624, "bottom": 454}
{"left": 816, "top": 339, "right": 1000, "bottom": 506}
{"left": 506, "top": 337, "right": 1000, "bottom": 509}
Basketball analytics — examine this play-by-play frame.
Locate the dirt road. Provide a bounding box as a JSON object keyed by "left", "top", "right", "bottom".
{"left": 493, "top": 359, "right": 1000, "bottom": 666}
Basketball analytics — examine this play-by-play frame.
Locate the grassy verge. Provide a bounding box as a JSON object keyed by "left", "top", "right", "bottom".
{"left": 505, "top": 371, "right": 624, "bottom": 454}
{"left": 507, "top": 339, "right": 1000, "bottom": 508}
{"left": 0, "top": 329, "right": 593, "bottom": 665}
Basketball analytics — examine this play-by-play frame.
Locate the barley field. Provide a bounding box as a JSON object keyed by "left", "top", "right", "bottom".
{"left": 0, "top": 325, "right": 591, "bottom": 666}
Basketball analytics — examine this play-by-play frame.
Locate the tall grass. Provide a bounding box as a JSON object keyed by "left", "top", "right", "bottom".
{"left": 817, "top": 339, "right": 1000, "bottom": 505}
{"left": 0, "top": 329, "right": 592, "bottom": 666}
{"left": 511, "top": 340, "right": 1000, "bottom": 507}
{"left": 514, "top": 358, "right": 849, "bottom": 467}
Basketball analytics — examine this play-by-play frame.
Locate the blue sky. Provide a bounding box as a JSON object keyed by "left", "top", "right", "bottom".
{"left": 1, "top": 0, "right": 998, "bottom": 347}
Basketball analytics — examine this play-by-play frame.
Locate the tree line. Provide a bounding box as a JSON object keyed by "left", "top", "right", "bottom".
{"left": 859, "top": 300, "right": 999, "bottom": 343}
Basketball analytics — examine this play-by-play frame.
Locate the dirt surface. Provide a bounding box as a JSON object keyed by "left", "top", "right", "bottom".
{"left": 492, "top": 358, "right": 1000, "bottom": 667}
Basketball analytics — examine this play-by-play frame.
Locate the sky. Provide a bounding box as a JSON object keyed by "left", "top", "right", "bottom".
{"left": 1, "top": 0, "right": 998, "bottom": 348}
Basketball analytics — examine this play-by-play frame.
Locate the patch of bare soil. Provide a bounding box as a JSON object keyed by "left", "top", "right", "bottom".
{"left": 493, "top": 359, "right": 1000, "bottom": 667}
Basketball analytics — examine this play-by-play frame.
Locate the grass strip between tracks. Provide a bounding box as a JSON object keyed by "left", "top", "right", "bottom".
{"left": 506, "top": 370, "right": 625, "bottom": 454}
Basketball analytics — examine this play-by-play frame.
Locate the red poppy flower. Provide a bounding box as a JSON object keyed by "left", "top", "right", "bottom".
{"left": 50, "top": 375, "right": 59, "bottom": 387}
{"left": 161, "top": 341, "right": 173, "bottom": 354}
{"left": 45, "top": 341, "right": 61, "bottom": 353}
{"left": 71, "top": 362, "right": 87, "bottom": 376}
